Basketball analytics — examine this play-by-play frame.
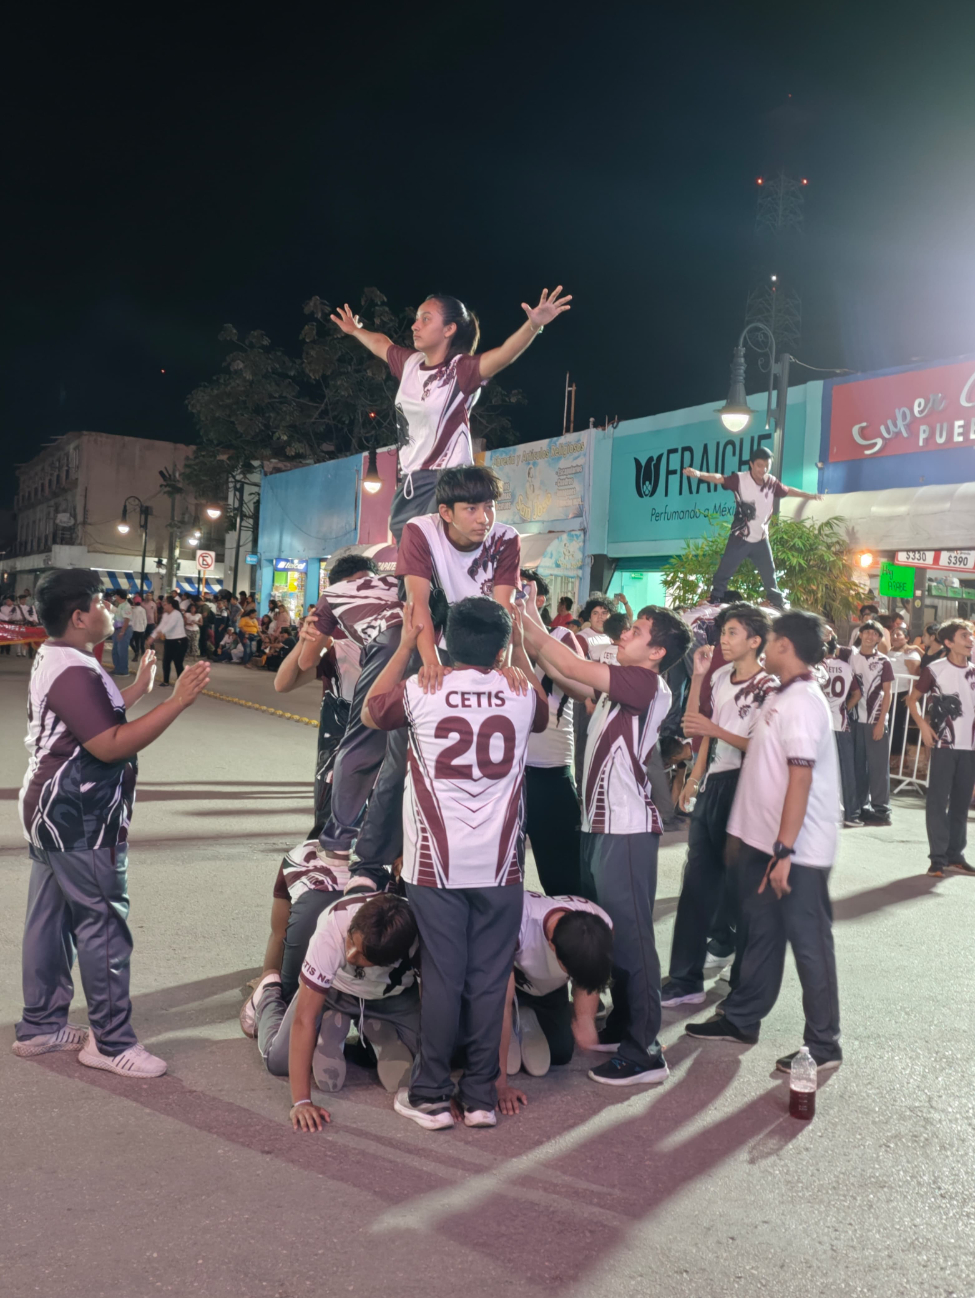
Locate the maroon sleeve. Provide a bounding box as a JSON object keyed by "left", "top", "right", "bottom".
{"left": 880, "top": 658, "right": 895, "bottom": 684}
{"left": 606, "top": 665, "right": 658, "bottom": 713}
{"left": 697, "top": 642, "right": 726, "bottom": 720}
{"left": 454, "top": 353, "right": 485, "bottom": 396}
{"left": 272, "top": 864, "right": 290, "bottom": 901}
{"left": 311, "top": 596, "right": 338, "bottom": 638}
{"left": 45, "top": 665, "right": 121, "bottom": 744}
{"left": 531, "top": 690, "right": 550, "bottom": 733}
{"left": 772, "top": 475, "right": 789, "bottom": 499}
{"left": 721, "top": 472, "right": 740, "bottom": 493}
{"left": 368, "top": 680, "right": 409, "bottom": 730}
{"left": 554, "top": 627, "right": 585, "bottom": 657}
{"left": 914, "top": 665, "right": 934, "bottom": 695}
{"left": 493, "top": 530, "right": 522, "bottom": 588}
{"left": 386, "top": 344, "right": 415, "bottom": 381}
{"left": 395, "top": 521, "right": 434, "bottom": 580}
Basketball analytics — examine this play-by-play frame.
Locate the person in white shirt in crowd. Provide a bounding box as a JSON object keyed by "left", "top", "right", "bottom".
{"left": 571, "top": 596, "right": 614, "bottom": 790}
{"left": 364, "top": 598, "right": 549, "bottom": 1131}
{"left": 887, "top": 623, "right": 921, "bottom": 750}
{"left": 0, "top": 593, "right": 16, "bottom": 655}
{"left": 908, "top": 619, "right": 975, "bottom": 878}
{"left": 3, "top": 593, "right": 30, "bottom": 656}
{"left": 128, "top": 596, "right": 148, "bottom": 663}
{"left": 850, "top": 620, "right": 895, "bottom": 826}
{"left": 847, "top": 602, "right": 880, "bottom": 648}
{"left": 110, "top": 592, "right": 133, "bottom": 677}
{"left": 682, "top": 447, "right": 821, "bottom": 609}
{"left": 522, "top": 588, "right": 692, "bottom": 1088}
{"left": 248, "top": 890, "right": 421, "bottom": 1131}
{"left": 496, "top": 892, "right": 614, "bottom": 1116}
{"left": 819, "top": 631, "right": 863, "bottom": 827}
{"left": 147, "top": 595, "right": 189, "bottom": 686}
{"left": 686, "top": 610, "right": 843, "bottom": 1075}
{"left": 331, "top": 285, "right": 571, "bottom": 542}
{"left": 662, "top": 603, "right": 777, "bottom": 1006}
{"left": 183, "top": 601, "right": 203, "bottom": 659}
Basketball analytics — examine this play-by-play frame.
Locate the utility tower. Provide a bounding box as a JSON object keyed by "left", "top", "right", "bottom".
{"left": 743, "top": 170, "right": 806, "bottom": 355}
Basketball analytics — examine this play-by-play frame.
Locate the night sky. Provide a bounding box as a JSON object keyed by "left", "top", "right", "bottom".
{"left": 4, "top": 3, "right": 975, "bottom": 509}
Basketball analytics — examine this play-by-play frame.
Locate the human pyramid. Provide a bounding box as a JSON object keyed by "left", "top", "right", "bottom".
{"left": 16, "top": 285, "right": 885, "bottom": 1134}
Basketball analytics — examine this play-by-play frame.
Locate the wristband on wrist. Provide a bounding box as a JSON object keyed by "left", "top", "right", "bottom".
{"left": 772, "top": 840, "right": 795, "bottom": 861}
{"left": 529, "top": 323, "right": 544, "bottom": 335}
{"left": 292, "top": 1099, "right": 312, "bottom": 1108}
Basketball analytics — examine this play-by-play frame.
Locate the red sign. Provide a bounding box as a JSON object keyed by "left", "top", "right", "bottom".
{"left": 829, "top": 358, "right": 975, "bottom": 462}
{"left": 196, "top": 550, "right": 216, "bottom": 570}
{"left": 0, "top": 622, "right": 46, "bottom": 645}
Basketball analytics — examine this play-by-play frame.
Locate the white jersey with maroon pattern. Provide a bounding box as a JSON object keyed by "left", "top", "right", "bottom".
{"left": 386, "top": 345, "right": 484, "bottom": 474}
{"left": 527, "top": 625, "right": 583, "bottom": 769}
{"left": 514, "top": 891, "right": 613, "bottom": 997}
{"left": 721, "top": 471, "right": 788, "bottom": 543}
{"left": 368, "top": 667, "right": 549, "bottom": 888}
{"left": 851, "top": 650, "right": 895, "bottom": 724}
{"left": 273, "top": 839, "right": 351, "bottom": 903}
{"left": 582, "top": 665, "right": 671, "bottom": 835}
{"left": 914, "top": 657, "right": 975, "bottom": 750}
{"left": 396, "top": 513, "right": 522, "bottom": 604}
{"left": 300, "top": 893, "right": 418, "bottom": 1001}
{"left": 821, "top": 647, "right": 857, "bottom": 733}
{"left": 311, "top": 573, "right": 402, "bottom": 647}
{"left": 576, "top": 627, "right": 611, "bottom": 660}
{"left": 702, "top": 662, "right": 778, "bottom": 774}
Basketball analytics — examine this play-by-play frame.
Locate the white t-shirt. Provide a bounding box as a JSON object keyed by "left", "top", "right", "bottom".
{"left": 587, "top": 641, "right": 620, "bottom": 666}
{"left": 396, "top": 514, "right": 522, "bottom": 604}
{"left": 851, "top": 650, "right": 895, "bottom": 723}
{"left": 368, "top": 667, "right": 548, "bottom": 888}
{"left": 888, "top": 648, "right": 920, "bottom": 692}
{"left": 682, "top": 602, "right": 724, "bottom": 647}
{"left": 582, "top": 665, "right": 671, "bottom": 835}
{"left": 528, "top": 625, "right": 582, "bottom": 769}
{"left": 311, "top": 574, "right": 403, "bottom": 647}
{"left": 721, "top": 471, "right": 788, "bottom": 543}
{"left": 514, "top": 892, "right": 613, "bottom": 997}
{"left": 129, "top": 605, "right": 148, "bottom": 633}
{"left": 820, "top": 648, "right": 857, "bottom": 733}
{"left": 300, "top": 894, "right": 418, "bottom": 1001}
{"left": 577, "top": 627, "right": 612, "bottom": 661}
{"left": 386, "top": 345, "right": 485, "bottom": 475}
{"left": 915, "top": 657, "right": 975, "bottom": 750}
{"left": 727, "top": 674, "right": 840, "bottom": 867}
{"left": 153, "top": 610, "right": 187, "bottom": 640}
{"left": 702, "top": 662, "right": 778, "bottom": 775}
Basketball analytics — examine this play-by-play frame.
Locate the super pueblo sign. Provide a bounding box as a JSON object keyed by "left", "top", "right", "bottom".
{"left": 822, "top": 356, "right": 975, "bottom": 494}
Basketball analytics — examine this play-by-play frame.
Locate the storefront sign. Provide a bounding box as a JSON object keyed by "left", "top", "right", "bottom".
{"left": 245, "top": 553, "right": 259, "bottom": 565}
{"left": 895, "top": 549, "right": 975, "bottom": 572}
{"left": 482, "top": 434, "right": 587, "bottom": 527}
{"left": 828, "top": 358, "right": 975, "bottom": 463}
{"left": 879, "top": 561, "right": 915, "bottom": 599}
{"left": 273, "top": 557, "right": 308, "bottom": 573}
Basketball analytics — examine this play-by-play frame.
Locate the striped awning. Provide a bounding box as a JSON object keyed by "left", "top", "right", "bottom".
{"left": 94, "top": 570, "right": 154, "bottom": 593}
{"left": 176, "top": 577, "right": 221, "bottom": 596}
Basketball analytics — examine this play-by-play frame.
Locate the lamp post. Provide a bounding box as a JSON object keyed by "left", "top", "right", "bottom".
{"left": 116, "top": 496, "right": 152, "bottom": 597}
{"left": 715, "top": 321, "right": 791, "bottom": 511}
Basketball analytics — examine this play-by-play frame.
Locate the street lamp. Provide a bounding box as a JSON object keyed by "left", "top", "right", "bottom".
{"left": 715, "top": 322, "right": 791, "bottom": 499}
{"left": 205, "top": 503, "right": 223, "bottom": 520}
{"left": 363, "top": 448, "right": 383, "bottom": 495}
{"left": 116, "top": 496, "right": 152, "bottom": 596}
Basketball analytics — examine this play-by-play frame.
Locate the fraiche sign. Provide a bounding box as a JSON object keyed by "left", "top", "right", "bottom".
{"left": 829, "top": 358, "right": 975, "bottom": 462}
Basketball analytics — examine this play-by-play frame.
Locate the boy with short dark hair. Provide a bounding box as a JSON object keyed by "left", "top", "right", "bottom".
{"left": 686, "top": 611, "right": 843, "bottom": 1074}
{"left": 909, "top": 619, "right": 975, "bottom": 877}
{"left": 851, "top": 620, "right": 895, "bottom": 825}
{"left": 522, "top": 595, "right": 692, "bottom": 1086}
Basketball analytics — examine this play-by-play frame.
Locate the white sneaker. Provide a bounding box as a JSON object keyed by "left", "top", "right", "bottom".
{"left": 78, "top": 1038, "right": 167, "bottom": 1077}
{"left": 463, "top": 1107, "right": 498, "bottom": 1128}
{"left": 703, "top": 949, "right": 734, "bottom": 971}
{"left": 239, "top": 972, "right": 281, "bottom": 1038}
{"left": 363, "top": 1016, "right": 413, "bottom": 1093}
{"left": 12, "top": 1024, "right": 88, "bottom": 1057}
{"left": 393, "top": 1087, "right": 455, "bottom": 1130}
{"left": 312, "top": 1010, "right": 351, "bottom": 1092}
{"left": 518, "top": 1007, "right": 551, "bottom": 1077}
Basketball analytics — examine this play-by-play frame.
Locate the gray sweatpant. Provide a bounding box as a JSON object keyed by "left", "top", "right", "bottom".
{"left": 852, "top": 719, "right": 891, "bottom": 815}
{"left": 580, "top": 831, "right": 661, "bottom": 1068}
{"left": 405, "top": 883, "right": 523, "bottom": 1113}
{"left": 16, "top": 846, "right": 138, "bottom": 1055}
{"left": 710, "top": 534, "right": 785, "bottom": 608}
{"left": 257, "top": 980, "right": 421, "bottom": 1078}
{"left": 926, "top": 748, "right": 975, "bottom": 867}
{"left": 723, "top": 843, "right": 841, "bottom": 1064}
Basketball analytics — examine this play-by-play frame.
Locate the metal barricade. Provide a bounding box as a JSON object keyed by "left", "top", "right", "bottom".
{"left": 889, "top": 671, "right": 929, "bottom": 795}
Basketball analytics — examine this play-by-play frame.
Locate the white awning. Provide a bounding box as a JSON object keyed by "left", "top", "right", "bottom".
{"left": 780, "top": 483, "right": 975, "bottom": 551}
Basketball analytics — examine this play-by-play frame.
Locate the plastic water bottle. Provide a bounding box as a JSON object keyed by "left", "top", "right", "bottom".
{"left": 789, "top": 1046, "right": 818, "bottom": 1120}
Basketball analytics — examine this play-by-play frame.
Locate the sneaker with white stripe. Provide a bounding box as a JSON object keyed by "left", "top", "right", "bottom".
{"left": 12, "top": 1024, "right": 89, "bottom": 1057}
{"left": 78, "top": 1037, "right": 167, "bottom": 1077}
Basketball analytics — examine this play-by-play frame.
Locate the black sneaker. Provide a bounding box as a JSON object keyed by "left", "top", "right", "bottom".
{"left": 775, "top": 1050, "right": 842, "bottom": 1074}
{"left": 861, "top": 809, "right": 892, "bottom": 826}
{"left": 660, "top": 980, "right": 707, "bottom": 1008}
{"left": 949, "top": 859, "right": 975, "bottom": 875}
{"left": 927, "top": 861, "right": 947, "bottom": 878}
{"left": 588, "top": 1052, "right": 669, "bottom": 1087}
{"left": 684, "top": 1014, "right": 758, "bottom": 1045}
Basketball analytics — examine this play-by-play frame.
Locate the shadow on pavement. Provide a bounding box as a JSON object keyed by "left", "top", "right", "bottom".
{"left": 834, "top": 874, "right": 940, "bottom": 922}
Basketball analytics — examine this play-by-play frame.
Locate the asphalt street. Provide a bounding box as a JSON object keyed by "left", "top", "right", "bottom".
{"left": 1, "top": 656, "right": 972, "bottom": 1298}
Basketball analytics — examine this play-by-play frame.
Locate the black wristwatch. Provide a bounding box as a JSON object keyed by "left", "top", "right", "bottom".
{"left": 772, "top": 840, "right": 795, "bottom": 861}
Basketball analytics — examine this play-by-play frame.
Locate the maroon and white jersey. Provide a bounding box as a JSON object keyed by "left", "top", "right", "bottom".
{"left": 721, "top": 471, "right": 788, "bottom": 543}
{"left": 914, "top": 657, "right": 975, "bottom": 750}
{"left": 576, "top": 627, "right": 612, "bottom": 661}
{"left": 369, "top": 667, "right": 549, "bottom": 888}
{"left": 20, "top": 642, "right": 136, "bottom": 852}
{"left": 821, "top": 648, "right": 857, "bottom": 733}
{"left": 397, "top": 514, "right": 521, "bottom": 604}
{"left": 272, "top": 839, "right": 351, "bottom": 903}
{"left": 387, "top": 345, "right": 484, "bottom": 474}
{"left": 851, "top": 650, "right": 894, "bottom": 724}
{"left": 514, "top": 891, "right": 613, "bottom": 997}
{"left": 300, "top": 894, "right": 418, "bottom": 1001}
{"left": 311, "top": 574, "right": 402, "bottom": 648}
{"left": 582, "top": 666, "right": 671, "bottom": 835}
{"left": 701, "top": 662, "right": 778, "bottom": 774}
{"left": 528, "top": 625, "right": 584, "bottom": 769}
{"left": 682, "top": 602, "right": 724, "bottom": 648}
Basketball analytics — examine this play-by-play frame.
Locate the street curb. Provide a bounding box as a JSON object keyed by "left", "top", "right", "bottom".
{"left": 201, "top": 689, "right": 318, "bottom": 726}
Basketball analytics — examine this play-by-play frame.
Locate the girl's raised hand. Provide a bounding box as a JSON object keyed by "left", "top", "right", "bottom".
{"left": 521, "top": 286, "right": 572, "bottom": 329}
